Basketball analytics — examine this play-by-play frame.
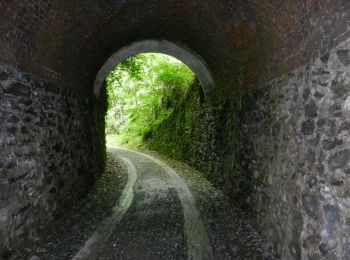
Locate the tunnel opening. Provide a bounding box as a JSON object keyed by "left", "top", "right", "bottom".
{"left": 1, "top": 1, "right": 350, "bottom": 258}
{"left": 103, "top": 52, "right": 202, "bottom": 148}
{"left": 94, "top": 40, "right": 216, "bottom": 101}
{"left": 95, "top": 40, "right": 215, "bottom": 151}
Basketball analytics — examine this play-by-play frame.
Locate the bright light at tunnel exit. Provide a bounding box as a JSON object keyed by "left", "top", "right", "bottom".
{"left": 104, "top": 53, "right": 197, "bottom": 148}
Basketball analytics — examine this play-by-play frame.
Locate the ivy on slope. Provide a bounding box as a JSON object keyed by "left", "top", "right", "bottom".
{"left": 105, "top": 53, "right": 195, "bottom": 147}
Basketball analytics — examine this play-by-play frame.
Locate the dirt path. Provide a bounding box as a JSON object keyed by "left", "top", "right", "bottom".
{"left": 103, "top": 146, "right": 213, "bottom": 260}
{"left": 18, "top": 147, "right": 272, "bottom": 260}
{"left": 72, "top": 157, "right": 137, "bottom": 260}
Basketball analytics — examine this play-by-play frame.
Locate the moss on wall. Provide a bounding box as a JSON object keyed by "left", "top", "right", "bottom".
{"left": 145, "top": 80, "right": 254, "bottom": 209}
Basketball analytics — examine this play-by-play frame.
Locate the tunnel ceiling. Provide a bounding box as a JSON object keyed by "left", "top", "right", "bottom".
{"left": 1, "top": 0, "right": 350, "bottom": 100}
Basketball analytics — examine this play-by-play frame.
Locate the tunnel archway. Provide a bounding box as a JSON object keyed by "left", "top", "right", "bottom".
{"left": 1, "top": 1, "right": 350, "bottom": 258}
{"left": 94, "top": 40, "right": 215, "bottom": 101}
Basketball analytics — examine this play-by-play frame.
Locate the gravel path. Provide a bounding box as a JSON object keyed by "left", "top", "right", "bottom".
{"left": 15, "top": 146, "right": 273, "bottom": 260}
{"left": 72, "top": 157, "right": 137, "bottom": 260}
{"left": 14, "top": 153, "right": 128, "bottom": 260}
{"left": 144, "top": 150, "right": 274, "bottom": 260}
{"left": 101, "top": 146, "right": 212, "bottom": 260}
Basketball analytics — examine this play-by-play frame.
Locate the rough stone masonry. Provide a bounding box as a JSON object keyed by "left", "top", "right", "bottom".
{"left": 0, "top": 62, "right": 106, "bottom": 256}
{"left": 1, "top": 1, "right": 350, "bottom": 259}
{"left": 242, "top": 35, "right": 350, "bottom": 260}
{"left": 147, "top": 38, "right": 350, "bottom": 259}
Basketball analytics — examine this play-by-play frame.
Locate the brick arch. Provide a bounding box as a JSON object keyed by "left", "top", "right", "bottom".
{"left": 1, "top": 1, "right": 350, "bottom": 258}
{"left": 94, "top": 40, "right": 216, "bottom": 101}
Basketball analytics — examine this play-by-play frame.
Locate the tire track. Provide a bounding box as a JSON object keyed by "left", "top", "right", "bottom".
{"left": 71, "top": 157, "right": 137, "bottom": 260}
{"left": 110, "top": 146, "right": 213, "bottom": 260}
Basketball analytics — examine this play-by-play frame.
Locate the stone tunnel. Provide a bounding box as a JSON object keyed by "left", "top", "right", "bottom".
{"left": 1, "top": 1, "right": 350, "bottom": 259}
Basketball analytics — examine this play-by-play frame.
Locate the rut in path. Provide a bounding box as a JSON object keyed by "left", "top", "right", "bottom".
{"left": 19, "top": 147, "right": 271, "bottom": 260}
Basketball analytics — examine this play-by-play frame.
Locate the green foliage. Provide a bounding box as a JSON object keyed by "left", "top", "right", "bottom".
{"left": 105, "top": 53, "right": 195, "bottom": 147}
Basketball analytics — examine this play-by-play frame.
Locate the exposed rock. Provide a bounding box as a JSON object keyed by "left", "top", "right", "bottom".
{"left": 301, "top": 120, "right": 315, "bottom": 135}
{"left": 304, "top": 102, "right": 318, "bottom": 118}
{"left": 322, "top": 138, "right": 341, "bottom": 151}
{"left": 319, "top": 239, "right": 337, "bottom": 256}
{"left": 336, "top": 49, "right": 350, "bottom": 66}
{"left": 330, "top": 178, "right": 343, "bottom": 186}
{"left": 332, "top": 80, "right": 347, "bottom": 98}
{"left": 305, "top": 150, "right": 316, "bottom": 163}
{"left": 3, "top": 82, "right": 30, "bottom": 97}
{"left": 314, "top": 91, "right": 323, "bottom": 100}
{"left": 0, "top": 70, "right": 9, "bottom": 81}
{"left": 320, "top": 53, "right": 330, "bottom": 63}
{"left": 312, "top": 69, "right": 330, "bottom": 76}
{"left": 306, "top": 176, "right": 318, "bottom": 188}
{"left": 323, "top": 205, "right": 340, "bottom": 233}
{"left": 328, "top": 150, "right": 350, "bottom": 170}
{"left": 329, "top": 104, "right": 342, "bottom": 117}
{"left": 303, "top": 89, "right": 310, "bottom": 100}
{"left": 317, "top": 118, "right": 336, "bottom": 135}
{"left": 302, "top": 194, "right": 320, "bottom": 219}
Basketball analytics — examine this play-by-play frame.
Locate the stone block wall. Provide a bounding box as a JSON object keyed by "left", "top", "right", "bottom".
{"left": 148, "top": 37, "right": 350, "bottom": 259}
{"left": 242, "top": 37, "right": 350, "bottom": 259}
{"left": 1, "top": 1, "right": 350, "bottom": 259}
{"left": 0, "top": 62, "right": 106, "bottom": 257}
